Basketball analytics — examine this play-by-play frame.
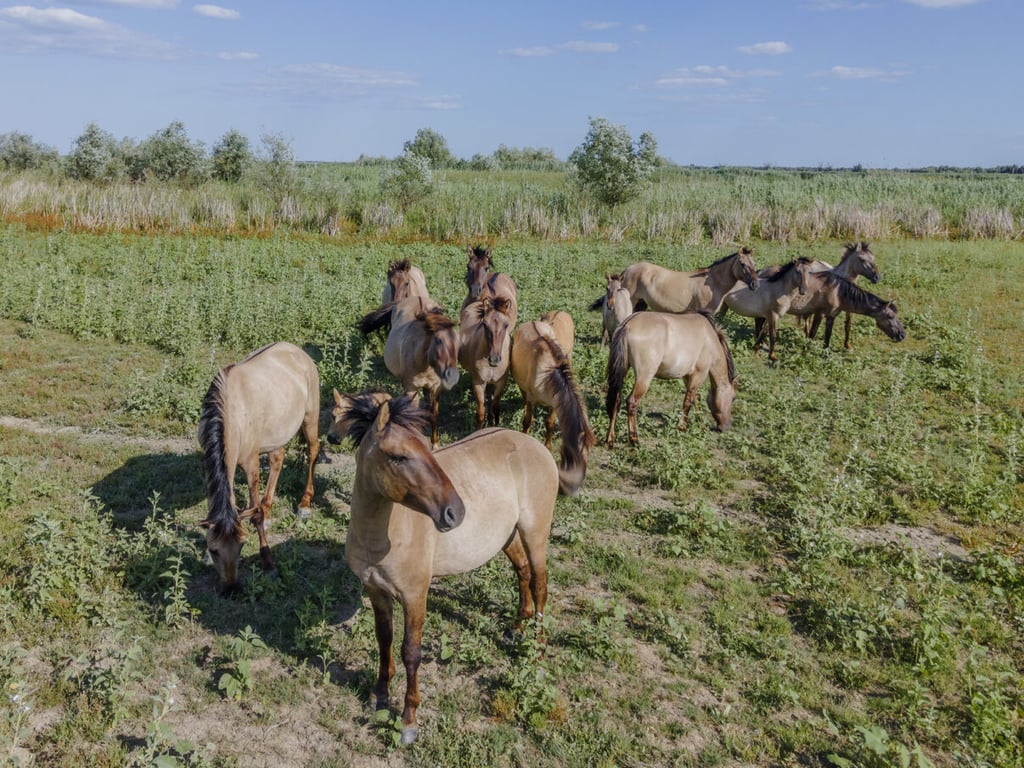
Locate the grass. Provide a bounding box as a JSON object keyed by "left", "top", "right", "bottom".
{"left": 0, "top": 219, "right": 1021, "bottom": 767}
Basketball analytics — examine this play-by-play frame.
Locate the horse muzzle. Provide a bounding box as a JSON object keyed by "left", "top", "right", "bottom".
{"left": 434, "top": 500, "right": 466, "bottom": 532}
{"left": 441, "top": 368, "right": 460, "bottom": 390}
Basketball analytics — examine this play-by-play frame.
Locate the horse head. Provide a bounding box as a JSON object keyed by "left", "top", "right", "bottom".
{"left": 874, "top": 301, "right": 906, "bottom": 341}
{"left": 846, "top": 242, "right": 881, "bottom": 283}
{"left": 480, "top": 296, "right": 513, "bottom": 367}
{"left": 735, "top": 247, "right": 760, "bottom": 290}
{"left": 465, "top": 245, "right": 493, "bottom": 302}
{"left": 386, "top": 259, "right": 415, "bottom": 302}
{"left": 199, "top": 517, "right": 246, "bottom": 595}
{"left": 421, "top": 308, "right": 460, "bottom": 390}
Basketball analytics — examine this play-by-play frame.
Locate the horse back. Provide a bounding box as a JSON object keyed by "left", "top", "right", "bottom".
{"left": 621, "top": 261, "right": 700, "bottom": 313}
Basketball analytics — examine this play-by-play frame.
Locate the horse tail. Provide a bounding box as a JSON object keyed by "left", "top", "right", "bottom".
{"left": 538, "top": 335, "right": 595, "bottom": 496}
{"left": 588, "top": 295, "right": 605, "bottom": 311}
{"left": 358, "top": 303, "right": 395, "bottom": 336}
{"left": 698, "top": 311, "right": 737, "bottom": 384}
{"left": 606, "top": 320, "right": 631, "bottom": 421}
{"left": 197, "top": 369, "right": 238, "bottom": 538}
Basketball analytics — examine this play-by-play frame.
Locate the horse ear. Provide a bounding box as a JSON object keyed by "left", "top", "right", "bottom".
{"left": 888, "top": 302, "right": 898, "bottom": 312}
{"left": 333, "top": 388, "right": 344, "bottom": 406}
{"left": 374, "top": 400, "right": 391, "bottom": 432}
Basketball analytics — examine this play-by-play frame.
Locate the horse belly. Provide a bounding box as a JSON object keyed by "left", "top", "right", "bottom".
{"left": 431, "top": 510, "right": 517, "bottom": 576}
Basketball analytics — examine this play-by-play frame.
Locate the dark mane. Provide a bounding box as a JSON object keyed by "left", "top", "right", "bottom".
{"left": 387, "top": 258, "right": 412, "bottom": 277}
{"left": 475, "top": 295, "right": 513, "bottom": 319}
{"left": 470, "top": 245, "right": 492, "bottom": 262}
{"left": 417, "top": 306, "right": 456, "bottom": 333}
{"left": 766, "top": 257, "right": 812, "bottom": 283}
{"left": 343, "top": 392, "right": 431, "bottom": 447}
{"left": 705, "top": 247, "right": 751, "bottom": 270}
{"left": 826, "top": 272, "right": 887, "bottom": 311}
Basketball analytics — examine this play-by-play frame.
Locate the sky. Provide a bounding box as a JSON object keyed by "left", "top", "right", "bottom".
{"left": 0, "top": 0, "right": 1021, "bottom": 168}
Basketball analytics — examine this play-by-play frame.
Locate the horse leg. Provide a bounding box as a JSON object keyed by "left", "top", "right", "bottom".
{"left": 543, "top": 409, "right": 557, "bottom": 449}
{"left": 503, "top": 532, "right": 535, "bottom": 626}
{"left": 807, "top": 313, "right": 823, "bottom": 339}
{"left": 257, "top": 446, "right": 286, "bottom": 572}
{"left": 366, "top": 585, "right": 396, "bottom": 712}
{"left": 822, "top": 316, "right": 835, "bottom": 349}
{"left": 240, "top": 455, "right": 275, "bottom": 573}
{"left": 489, "top": 378, "right": 506, "bottom": 427}
{"left": 472, "top": 381, "right": 486, "bottom": 430}
{"left": 767, "top": 315, "right": 779, "bottom": 362}
{"left": 522, "top": 400, "right": 535, "bottom": 435}
{"left": 679, "top": 379, "right": 700, "bottom": 431}
{"left": 399, "top": 589, "right": 429, "bottom": 744}
{"left": 604, "top": 393, "right": 619, "bottom": 447}
{"left": 843, "top": 311, "right": 853, "bottom": 350}
{"left": 429, "top": 389, "right": 441, "bottom": 449}
{"left": 298, "top": 417, "right": 319, "bottom": 517}
{"left": 626, "top": 379, "right": 650, "bottom": 446}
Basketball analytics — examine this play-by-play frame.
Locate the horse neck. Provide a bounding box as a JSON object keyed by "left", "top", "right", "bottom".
{"left": 706, "top": 255, "right": 742, "bottom": 293}
{"left": 347, "top": 461, "right": 398, "bottom": 558}
{"left": 832, "top": 254, "right": 858, "bottom": 280}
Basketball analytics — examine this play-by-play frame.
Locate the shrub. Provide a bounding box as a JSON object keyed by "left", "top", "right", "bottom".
{"left": 131, "top": 121, "right": 209, "bottom": 185}
{"left": 0, "top": 132, "right": 59, "bottom": 172}
{"left": 403, "top": 127, "right": 454, "bottom": 168}
{"left": 569, "top": 117, "right": 658, "bottom": 206}
{"left": 66, "top": 122, "right": 120, "bottom": 181}
{"left": 210, "top": 128, "right": 253, "bottom": 183}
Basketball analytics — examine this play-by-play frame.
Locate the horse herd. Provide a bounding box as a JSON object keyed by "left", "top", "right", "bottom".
{"left": 196, "top": 242, "right": 906, "bottom": 743}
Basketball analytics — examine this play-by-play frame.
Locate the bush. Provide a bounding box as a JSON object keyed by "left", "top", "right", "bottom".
{"left": 66, "top": 122, "right": 120, "bottom": 181}
{"left": 403, "top": 128, "right": 454, "bottom": 168}
{"left": 569, "top": 117, "right": 657, "bottom": 206}
{"left": 211, "top": 129, "right": 253, "bottom": 183}
{"left": 381, "top": 152, "right": 436, "bottom": 208}
{"left": 0, "top": 132, "right": 59, "bottom": 172}
{"left": 131, "top": 121, "right": 208, "bottom": 185}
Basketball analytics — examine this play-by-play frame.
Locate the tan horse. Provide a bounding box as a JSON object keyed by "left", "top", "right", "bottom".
{"left": 805, "top": 242, "right": 882, "bottom": 349}
{"left": 722, "top": 257, "right": 813, "bottom": 362}
{"left": 510, "top": 311, "right": 596, "bottom": 495}
{"left": 326, "top": 390, "right": 558, "bottom": 744}
{"left": 617, "top": 247, "right": 760, "bottom": 314}
{"left": 782, "top": 270, "right": 906, "bottom": 348}
{"left": 461, "top": 244, "right": 519, "bottom": 318}
{"left": 605, "top": 311, "right": 736, "bottom": 447}
{"left": 382, "top": 258, "right": 429, "bottom": 304}
{"left": 358, "top": 296, "right": 460, "bottom": 448}
{"left": 197, "top": 341, "right": 320, "bottom": 594}
{"left": 458, "top": 295, "right": 515, "bottom": 429}
{"left": 588, "top": 273, "right": 633, "bottom": 348}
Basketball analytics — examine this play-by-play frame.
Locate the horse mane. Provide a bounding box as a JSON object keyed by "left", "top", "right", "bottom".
{"left": 417, "top": 306, "right": 456, "bottom": 333}
{"left": 826, "top": 272, "right": 887, "bottom": 312}
{"left": 705, "top": 246, "right": 752, "bottom": 270}
{"left": 469, "top": 245, "right": 492, "bottom": 262}
{"left": 197, "top": 368, "right": 240, "bottom": 538}
{"left": 341, "top": 392, "right": 430, "bottom": 447}
{"left": 766, "top": 257, "right": 812, "bottom": 283}
{"left": 473, "top": 295, "right": 512, "bottom": 320}
{"left": 387, "top": 258, "right": 412, "bottom": 277}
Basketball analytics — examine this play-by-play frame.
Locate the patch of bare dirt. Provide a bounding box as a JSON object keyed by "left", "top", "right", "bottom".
{"left": 842, "top": 523, "right": 970, "bottom": 561}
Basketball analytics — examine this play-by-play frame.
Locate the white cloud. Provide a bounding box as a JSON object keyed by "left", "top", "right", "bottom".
{"left": 91, "top": 0, "right": 179, "bottom": 7}
{"left": 232, "top": 62, "right": 420, "bottom": 103}
{"left": 818, "top": 65, "right": 909, "bottom": 80}
{"left": 738, "top": 41, "right": 792, "bottom": 55}
{"left": 503, "top": 40, "right": 619, "bottom": 56}
{"left": 504, "top": 46, "right": 555, "bottom": 57}
{"left": 583, "top": 21, "right": 619, "bottom": 30}
{"left": 805, "top": 0, "right": 873, "bottom": 9}
{"left": 194, "top": 5, "right": 240, "bottom": 20}
{"left": 656, "top": 64, "right": 780, "bottom": 88}
{"left": 904, "top": 0, "right": 980, "bottom": 6}
{"left": 0, "top": 5, "right": 178, "bottom": 57}
{"left": 218, "top": 50, "right": 257, "bottom": 61}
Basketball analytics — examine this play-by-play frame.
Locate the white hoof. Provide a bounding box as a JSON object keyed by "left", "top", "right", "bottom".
{"left": 401, "top": 726, "right": 418, "bottom": 745}
{"left": 296, "top": 506, "right": 312, "bottom": 520}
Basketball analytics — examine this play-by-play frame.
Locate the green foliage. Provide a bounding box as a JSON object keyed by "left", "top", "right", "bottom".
{"left": 217, "top": 626, "right": 268, "bottom": 701}
{"left": 65, "top": 122, "right": 120, "bottom": 181}
{"left": 381, "top": 151, "right": 436, "bottom": 208}
{"left": 0, "top": 131, "right": 58, "bottom": 172}
{"left": 131, "top": 121, "right": 209, "bottom": 185}
{"left": 210, "top": 128, "right": 253, "bottom": 183}
{"left": 402, "top": 127, "right": 454, "bottom": 167}
{"left": 569, "top": 117, "right": 658, "bottom": 206}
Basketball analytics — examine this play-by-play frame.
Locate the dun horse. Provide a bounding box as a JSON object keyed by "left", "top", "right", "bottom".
{"left": 804, "top": 242, "right": 882, "bottom": 349}
{"left": 458, "top": 295, "right": 515, "bottom": 429}
{"left": 327, "top": 390, "right": 559, "bottom": 744}
{"left": 382, "top": 258, "right": 429, "bottom": 304}
{"left": 606, "top": 312, "right": 736, "bottom": 447}
{"left": 722, "top": 257, "right": 813, "bottom": 362}
{"left": 588, "top": 273, "right": 632, "bottom": 348}
{"left": 197, "top": 342, "right": 320, "bottom": 594}
{"left": 359, "top": 296, "right": 460, "bottom": 448}
{"left": 462, "top": 244, "right": 518, "bottom": 319}
{"left": 510, "top": 311, "right": 596, "bottom": 495}
{"left": 614, "top": 247, "right": 760, "bottom": 314}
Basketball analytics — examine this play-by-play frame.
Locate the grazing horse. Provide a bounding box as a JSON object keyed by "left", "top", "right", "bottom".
{"left": 779, "top": 271, "right": 906, "bottom": 349}
{"left": 805, "top": 242, "right": 882, "bottom": 349}
{"left": 458, "top": 295, "right": 515, "bottom": 429}
{"left": 358, "top": 297, "right": 460, "bottom": 448}
{"left": 723, "top": 257, "right": 813, "bottom": 362}
{"left": 461, "top": 244, "right": 519, "bottom": 318}
{"left": 616, "top": 248, "right": 760, "bottom": 314}
{"left": 197, "top": 342, "right": 320, "bottom": 594}
{"left": 605, "top": 311, "right": 736, "bottom": 447}
{"left": 588, "top": 273, "right": 633, "bottom": 348}
{"left": 510, "top": 311, "right": 596, "bottom": 496}
{"left": 382, "top": 258, "right": 429, "bottom": 304}
{"left": 326, "top": 390, "right": 559, "bottom": 744}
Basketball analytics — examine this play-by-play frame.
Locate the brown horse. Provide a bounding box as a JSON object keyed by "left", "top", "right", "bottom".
{"left": 617, "top": 247, "right": 760, "bottom": 314}
{"left": 358, "top": 296, "right": 460, "bottom": 448}
{"left": 510, "top": 311, "right": 596, "bottom": 495}
{"left": 805, "top": 242, "right": 882, "bottom": 349}
{"left": 588, "top": 273, "right": 633, "bottom": 348}
{"left": 461, "top": 245, "right": 519, "bottom": 317}
{"left": 197, "top": 342, "right": 320, "bottom": 594}
{"left": 382, "top": 258, "right": 429, "bottom": 304}
{"left": 722, "top": 257, "right": 813, "bottom": 362}
{"left": 782, "top": 271, "right": 905, "bottom": 348}
{"left": 326, "top": 390, "right": 558, "bottom": 744}
{"left": 458, "top": 295, "right": 515, "bottom": 429}
{"left": 606, "top": 311, "right": 736, "bottom": 447}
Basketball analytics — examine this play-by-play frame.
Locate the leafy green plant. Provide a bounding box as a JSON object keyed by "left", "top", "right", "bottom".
{"left": 217, "top": 626, "right": 267, "bottom": 701}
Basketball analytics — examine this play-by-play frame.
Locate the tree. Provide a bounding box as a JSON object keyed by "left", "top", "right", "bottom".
{"left": 256, "top": 131, "right": 298, "bottom": 197}
{"left": 403, "top": 128, "right": 454, "bottom": 168}
{"left": 66, "top": 122, "right": 118, "bottom": 181}
{"left": 211, "top": 129, "right": 253, "bottom": 183}
{"left": 569, "top": 117, "right": 658, "bottom": 206}
{"left": 0, "top": 132, "right": 58, "bottom": 172}
{"left": 133, "top": 121, "right": 208, "bottom": 184}
{"left": 381, "top": 151, "right": 436, "bottom": 208}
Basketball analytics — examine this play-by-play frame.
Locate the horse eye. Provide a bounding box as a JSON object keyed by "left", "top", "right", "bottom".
{"left": 208, "top": 548, "right": 220, "bottom": 560}
{"left": 388, "top": 453, "right": 408, "bottom": 465}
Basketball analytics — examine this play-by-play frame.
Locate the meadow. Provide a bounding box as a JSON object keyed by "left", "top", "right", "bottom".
{"left": 0, "top": 165, "right": 1022, "bottom": 767}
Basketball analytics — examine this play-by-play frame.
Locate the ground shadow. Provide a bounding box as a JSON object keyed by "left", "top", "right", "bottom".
{"left": 91, "top": 451, "right": 205, "bottom": 529}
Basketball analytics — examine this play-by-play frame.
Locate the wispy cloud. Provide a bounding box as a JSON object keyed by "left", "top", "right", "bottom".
{"left": 804, "top": 0, "right": 873, "bottom": 9}
{"left": 738, "top": 41, "right": 792, "bottom": 55}
{"left": 231, "top": 63, "right": 419, "bottom": 102}
{"left": 903, "top": 0, "right": 980, "bottom": 7}
{"left": 504, "top": 40, "right": 619, "bottom": 57}
{"left": 583, "top": 20, "right": 619, "bottom": 30}
{"left": 193, "top": 4, "right": 240, "bottom": 20}
{"left": 218, "top": 50, "right": 257, "bottom": 61}
{"left": 90, "top": 0, "right": 179, "bottom": 7}
{"left": 656, "top": 65, "right": 780, "bottom": 88}
{"left": 816, "top": 65, "right": 909, "bottom": 80}
{"left": 0, "top": 5, "right": 179, "bottom": 57}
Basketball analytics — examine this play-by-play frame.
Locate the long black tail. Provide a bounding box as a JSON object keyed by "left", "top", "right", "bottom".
{"left": 588, "top": 295, "right": 606, "bottom": 311}
{"left": 538, "top": 336, "right": 596, "bottom": 496}
{"left": 358, "top": 303, "right": 396, "bottom": 335}
{"left": 197, "top": 370, "right": 238, "bottom": 538}
{"left": 605, "top": 321, "right": 630, "bottom": 420}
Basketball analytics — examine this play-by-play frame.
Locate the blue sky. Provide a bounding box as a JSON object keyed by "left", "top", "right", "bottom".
{"left": 0, "top": 0, "right": 1020, "bottom": 167}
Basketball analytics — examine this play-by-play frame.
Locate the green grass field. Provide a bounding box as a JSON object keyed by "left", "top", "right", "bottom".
{"left": 0, "top": 209, "right": 1022, "bottom": 767}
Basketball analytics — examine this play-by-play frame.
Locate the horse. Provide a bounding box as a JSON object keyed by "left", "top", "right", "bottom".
{"left": 197, "top": 341, "right": 320, "bottom": 594}
{"left": 588, "top": 273, "right": 633, "bottom": 348}
{"left": 358, "top": 297, "right": 460, "bottom": 448}
{"left": 382, "top": 258, "right": 429, "bottom": 304}
{"left": 615, "top": 247, "right": 760, "bottom": 315}
{"left": 458, "top": 295, "right": 515, "bottom": 429}
{"left": 510, "top": 311, "right": 596, "bottom": 495}
{"left": 805, "top": 242, "right": 882, "bottom": 349}
{"left": 461, "top": 244, "right": 518, "bottom": 319}
{"left": 326, "top": 390, "right": 559, "bottom": 744}
{"left": 778, "top": 270, "right": 906, "bottom": 349}
{"left": 605, "top": 311, "right": 736, "bottom": 447}
{"left": 722, "top": 257, "right": 813, "bottom": 362}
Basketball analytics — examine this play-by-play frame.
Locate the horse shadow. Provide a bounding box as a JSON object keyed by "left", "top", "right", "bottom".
{"left": 90, "top": 451, "right": 205, "bottom": 529}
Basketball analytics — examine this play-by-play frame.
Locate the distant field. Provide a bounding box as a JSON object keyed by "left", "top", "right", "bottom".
{"left": 0, "top": 218, "right": 1021, "bottom": 767}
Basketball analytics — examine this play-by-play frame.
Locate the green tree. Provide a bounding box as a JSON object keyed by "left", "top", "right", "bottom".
{"left": 569, "top": 117, "right": 658, "bottom": 206}
{"left": 255, "top": 131, "right": 298, "bottom": 198}
{"left": 211, "top": 129, "right": 252, "bottom": 183}
{"left": 381, "top": 151, "right": 436, "bottom": 208}
{"left": 0, "top": 132, "right": 58, "bottom": 172}
{"left": 66, "top": 122, "right": 119, "bottom": 181}
{"left": 403, "top": 128, "right": 454, "bottom": 168}
{"left": 133, "top": 121, "right": 208, "bottom": 184}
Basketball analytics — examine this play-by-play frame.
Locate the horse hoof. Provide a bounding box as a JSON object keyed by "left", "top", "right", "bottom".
{"left": 401, "top": 726, "right": 419, "bottom": 745}
{"left": 296, "top": 506, "right": 312, "bottom": 520}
